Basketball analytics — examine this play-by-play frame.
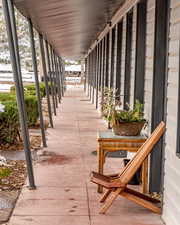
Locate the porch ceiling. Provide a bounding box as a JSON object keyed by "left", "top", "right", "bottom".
{"left": 13, "top": 0, "right": 125, "bottom": 59}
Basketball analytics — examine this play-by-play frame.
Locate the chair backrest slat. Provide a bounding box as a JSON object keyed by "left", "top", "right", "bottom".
{"left": 119, "top": 121, "right": 165, "bottom": 185}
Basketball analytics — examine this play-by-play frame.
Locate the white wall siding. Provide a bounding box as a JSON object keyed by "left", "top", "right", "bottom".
{"left": 163, "top": 1, "right": 180, "bottom": 225}
{"left": 144, "top": 0, "right": 155, "bottom": 133}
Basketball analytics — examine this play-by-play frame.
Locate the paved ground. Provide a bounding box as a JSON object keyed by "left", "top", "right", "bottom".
{"left": 8, "top": 86, "right": 164, "bottom": 225}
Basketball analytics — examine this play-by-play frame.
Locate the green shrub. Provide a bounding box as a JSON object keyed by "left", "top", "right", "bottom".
{"left": 0, "top": 93, "right": 39, "bottom": 145}
{"left": 0, "top": 93, "right": 16, "bottom": 102}
{"left": 10, "top": 82, "right": 46, "bottom": 98}
{"left": 0, "top": 167, "right": 12, "bottom": 180}
{"left": 0, "top": 101, "right": 20, "bottom": 145}
{"left": 24, "top": 95, "right": 39, "bottom": 127}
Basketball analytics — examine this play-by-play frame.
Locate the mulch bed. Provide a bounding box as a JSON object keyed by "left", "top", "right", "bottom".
{"left": 0, "top": 142, "right": 24, "bottom": 151}
{"left": 0, "top": 160, "right": 26, "bottom": 191}
{"left": 0, "top": 135, "right": 42, "bottom": 151}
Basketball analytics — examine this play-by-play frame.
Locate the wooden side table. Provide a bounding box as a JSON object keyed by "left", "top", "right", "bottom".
{"left": 97, "top": 131, "right": 148, "bottom": 193}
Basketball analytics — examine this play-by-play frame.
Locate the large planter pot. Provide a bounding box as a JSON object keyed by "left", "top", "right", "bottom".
{"left": 112, "top": 121, "right": 145, "bottom": 136}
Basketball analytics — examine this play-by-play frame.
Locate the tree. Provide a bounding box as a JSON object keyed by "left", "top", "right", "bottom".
{"left": 0, "top": 2, "right": 40, "bottom": 70}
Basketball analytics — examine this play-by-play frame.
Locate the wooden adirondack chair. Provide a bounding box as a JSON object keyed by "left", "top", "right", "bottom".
{"left": 90, "top": 121, "right": 165, "bottom": 214}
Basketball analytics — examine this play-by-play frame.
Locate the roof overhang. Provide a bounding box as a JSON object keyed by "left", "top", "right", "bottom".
{"left": 13, "top": 0, "right": 125, "bottom": 59}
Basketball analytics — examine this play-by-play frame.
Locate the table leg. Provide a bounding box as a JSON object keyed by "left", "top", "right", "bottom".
{"left": 142, "top": 157, "right": 148, "bottom": 193}
{"left": 98, "top": 144, "right": 104, "bottom": 193}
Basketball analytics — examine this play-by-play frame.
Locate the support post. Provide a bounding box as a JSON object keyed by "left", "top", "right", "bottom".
{"left": 124, "top": 11, "right": 133, "bottom": 110}
{"left": 57, "top": 56, "right": 63, "bottom": 99}
{"left": 54, "top": 53, "right": 61, "bottom": 103}
{"left": 92, "top": 49, "right": 95, "bottom": 104}
{"left": 95, "top": 45, "right": 99, "bottom": 109}
{"left": 87, "top": 55, "right": 90, "bottom": 97}
{"left": 2, "top": 0, "right": 35, "bottom": 189}
{"left": 115, "top": 21, "right": 123, "bottom": 100}
{"left": 84, "top": 58, "right": 87, "bottom": 92}
{"left": 50, "top": 46, "right": 58, "bottom": 107}
{"left": 105, "top": 33, "right": 109, "bottom": 88}
{"left": 45, "top": 41, "right": 56, "bottom": 115}
{"left": 28, "top": 18, "right": 47, "bottom": 147}
{"left": 39, "top": 34, "right": 53, "bottom": 128}
{"left": 60, "top": 57, "right": 64, "bottom": 97}
{"left": 101, "top": 39, "right": 105, "bottom": 102}
{"left": 150, "top": 0, "right": 169, "bottom": 193}
{"left": 89, "top": 53, "right": 92, "bottom": 100}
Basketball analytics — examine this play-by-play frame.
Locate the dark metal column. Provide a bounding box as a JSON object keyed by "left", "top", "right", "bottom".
{"left": 99, "top": 42, "right": 102, "bottom": 92}
{"left": 95, "top": 44, "right": 99, "bottom": 109}
{"left": 58, "top": 58, "right": 62, "bottom": 93}
{"left": 91, "top": 52, "right": 93, "bottom": 101}
{"left": 57, "top": 56, "right": 63, "bottom": 99}
{"left": 50, "top": 46, "right": 59, "bottom": 106}
{"left": 110, "top": 27, "right": 116, "bottom": 88}
{"left": 2, "top": 0, "right": 35, "bottom": 189}
{"left": 84, "top": 58, "right": 87, "bottom": 92}
{"left": 115, "top": 21, "right": 123, "bottom": 100}
{"left": 89, "top": 53, "right": 92, "bottom": 100}
{"left": 134, "top": 0, "right": 147, "bottom": 104}
{"left": 28, "top": 19, "right": 47, "bottom": 148}
{"left": 53, "top": 52, "right": 61, "bottom": 103}
{"left": 59, "top": 61, "right": 64, "bottom": 96}
{"left": 55, "top": 54, "right": 61, "bottom": 103}
{"left": 87, "top": 55, "right": 90, "bottom": 97}
{"left": 45, "top": 41, "right": 56, "bottom": 116}
{"left": 61, "top": 60, "right": 65, "bottom": 96}
{"left": 92, "top": 47, "right": 96, "bottom": 104}
{"left": 103, "top": 37, "right": 107, "bottom": 89}
{"left": 39, "top": 34, "right": 53, "bottom": 128}
{"left": 124, "top": 12, "right": 133, "bottom": 110}
{"left": 150, "top": 0, "right": 170, "bottom": 193}
{"left": 50, "top": 46, "right": 58, "bottom": 107}
{"left": 59, "top": 56, "right": 65, "bottom": 97}
{"left": 108, "top": 30, "right": 112, "bottom": 88}
{"left": 101, "top": 38, "right": 105, "bottom": 100}
{"left": 105, "top": 33, "right": 109, "bottom": 87}
{"left": 7, "top": 0, "right": 24, "bottom": 105}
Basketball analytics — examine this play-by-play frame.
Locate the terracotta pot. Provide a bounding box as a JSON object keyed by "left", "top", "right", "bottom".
{"left": 112, "top": 121, "right": 145, "bottom": 136}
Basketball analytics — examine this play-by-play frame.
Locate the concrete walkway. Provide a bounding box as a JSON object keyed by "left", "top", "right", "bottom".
{"left": 8, "top": 86, "right": 164, "bottom": 225}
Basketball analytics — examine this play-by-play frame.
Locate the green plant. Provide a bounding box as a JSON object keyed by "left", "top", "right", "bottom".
{"left": 0, "top": 167, "right": 12, "bottom": 180}
{"left": 10, "top": 82, "right": 46, "bottom": 98}
{"left": 0, "top": 93, "right": 16, "bottom": 102}
{"left": 111, "top": 100, "right": 146, "bottom": 125}
{"left": 0, "top": 92, "right": 39, "bottom": 145}
{"left": 0, "top": 101, "right": 20, "bottom": 145}
{"left": 101, "top": 87, "right": 121, "bottom": 122}
{"left": 24, "top": 95, "right": 39, "bottom": 126}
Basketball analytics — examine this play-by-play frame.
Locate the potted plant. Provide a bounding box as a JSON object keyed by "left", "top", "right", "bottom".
{"left": 111, "top": 100, "right": 146, "bottom": 136}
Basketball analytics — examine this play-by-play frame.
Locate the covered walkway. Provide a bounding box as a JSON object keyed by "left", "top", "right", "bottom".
{"left": 8, "top": 86, "right": 163, "bottom": 225}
